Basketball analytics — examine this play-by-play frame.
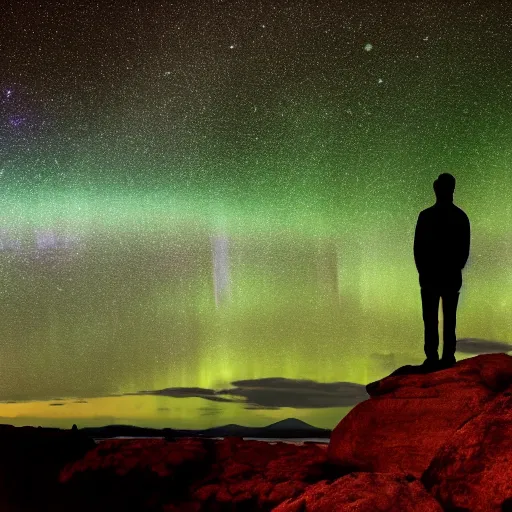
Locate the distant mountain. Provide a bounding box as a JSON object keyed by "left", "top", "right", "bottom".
{"left": 266, "top": 419, "right": 316, "bottom": 431}
{"left": 196, "top": 418, "right": 329, "bottom": 439}
{"left": 76, "top": 418, "right": 331, "bottom": 441}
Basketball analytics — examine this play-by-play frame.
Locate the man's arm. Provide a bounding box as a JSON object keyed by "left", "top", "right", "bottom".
{"left": 413, "top": 212, "right": 426, "bottom": 274}
{"left": 459, "top": 215, "right": 471, "bottom": 270}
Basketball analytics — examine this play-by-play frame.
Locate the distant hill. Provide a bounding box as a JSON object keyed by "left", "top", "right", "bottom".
{"left": 76, "top": 418, "right": 331, "bottom": 441}
{"left": 265, "top": 419, "right": 316, "bottom": 431}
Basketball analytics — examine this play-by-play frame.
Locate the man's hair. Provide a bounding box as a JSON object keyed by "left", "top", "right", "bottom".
{"left": 434, "top": 173, "right": 456, "bottom": 195}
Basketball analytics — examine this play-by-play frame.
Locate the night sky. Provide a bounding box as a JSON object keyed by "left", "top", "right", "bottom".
{"left": 0, "top": 0, "right": 511, "bottom": 430}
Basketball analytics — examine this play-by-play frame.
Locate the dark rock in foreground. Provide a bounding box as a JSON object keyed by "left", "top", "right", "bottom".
{"left": 272, "top": 472, "right": 443, "bottom": 512}
{"left": 2, "top": 353, "right": 512, "bottom": 510}
{"left": 58, "top": 436, "right": 331, "bottom": 511}
{"left": 0, "top": 426, "right": 96, "bottom": 510}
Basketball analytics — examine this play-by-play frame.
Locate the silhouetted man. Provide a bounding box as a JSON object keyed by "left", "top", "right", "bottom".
{"left": 414, "top": 173, "right": 470, "bottom": 370}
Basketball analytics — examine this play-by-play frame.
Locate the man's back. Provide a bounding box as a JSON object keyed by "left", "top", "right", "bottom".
{"left": 416, "top": 173, "right": 468, "bottom": 368}
{"left": 414, "top": 202, "right": 471, "bottom": 277}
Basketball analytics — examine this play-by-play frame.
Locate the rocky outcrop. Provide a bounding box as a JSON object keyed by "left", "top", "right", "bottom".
{"left": 272, "top": 472, "right": 444, "bottom": 512}
{"left": 58, "top": 436, "right": 331, "bottom": 511}
{"left": 277, "top": 352, "right": 512, "bottom": 512}
{"left": 421, "top": 390, "right": 512, "bottom": 511}
{"left": 327, "top": 353, "right": 512, "bottom": 479}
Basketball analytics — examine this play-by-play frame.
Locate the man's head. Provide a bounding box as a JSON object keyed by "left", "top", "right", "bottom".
{"left": 433, "top": 173, "right": 455, "bottom": 202}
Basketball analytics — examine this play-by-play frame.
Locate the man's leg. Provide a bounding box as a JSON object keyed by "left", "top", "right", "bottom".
{"left": 420, "top": 287, "right": 441, "bottom": 361}
{"left": 441, "top": 290, "right": 460, "bottom": 362}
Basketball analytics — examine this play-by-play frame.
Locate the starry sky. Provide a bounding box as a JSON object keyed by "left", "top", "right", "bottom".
{"left": 0, "top": 0, "right": 512, "bottom": 430}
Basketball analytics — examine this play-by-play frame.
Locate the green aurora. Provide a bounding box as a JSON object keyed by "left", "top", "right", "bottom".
{"left": 0, "top": 1, "right": 511, "bottom": 429}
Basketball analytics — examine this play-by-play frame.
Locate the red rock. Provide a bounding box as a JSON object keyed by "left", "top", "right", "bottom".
{"left": 271, "top": 472, "right": 444, "bottom": 512}
{"left": 56, "top": 436, "right": 330, "bottom": 511}
{"left": 328, "top": 353, "right": 512, "bottom": 478}
{"left": 421, "top": 391, "right": 512, "bottom": 511}
{"left": 188, "top": 439, "right": 329, "bottom": 510}
{"left": 58, "top": 437, "right": 212, "bottom": 510}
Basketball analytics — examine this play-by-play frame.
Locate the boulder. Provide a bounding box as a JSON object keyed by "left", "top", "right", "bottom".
{"left": 58, "top": 436, "right": 330, "bottom": 511}
{"left": 272, "top": 472, "right": 443, "bottom": 512}
{"left": 421, "top": 390, "right": 512, "bottom": 511}
{"left": 328, "top": 353, "right": 512, "bottom": 478}
{"left": 273, "top": 354, "right": 512, "bottom": 512}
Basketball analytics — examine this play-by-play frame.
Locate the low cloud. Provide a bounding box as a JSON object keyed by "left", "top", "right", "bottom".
{"left": 457, "top": 338, "right": 512, "bottom": 354}
{"left": 4, "top": 339, "right": 510, "bottom": 408}
{"left": 125, "top": 377, "right": 369, "bottom": 410}
{"left": 124, "top": 387, "right": 239, "bottom": 403}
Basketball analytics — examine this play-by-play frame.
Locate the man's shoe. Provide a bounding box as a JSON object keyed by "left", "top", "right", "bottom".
{"left": 438, "top": 358, "right": 456, "bottom": 370}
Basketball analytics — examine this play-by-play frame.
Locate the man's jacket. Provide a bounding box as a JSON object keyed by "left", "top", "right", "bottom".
{"left": 414, "top": 202, "right": 471, "bottom": 286}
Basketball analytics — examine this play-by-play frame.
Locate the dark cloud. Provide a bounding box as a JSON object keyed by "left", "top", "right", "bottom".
{"left": 123, "top": 377, "right": 369, "bottom": 410}
{"left": 218, "top": 378, "right": 368, "bottom": 409}
{"left": 49, "top": 403, "right": 65, "bottom": 406}
{"left": 456, "top": 338, "right": 512, "bottom": 354}
{"left": 8, "top": 341, "right": 511, "bottom": 408}
{"left": 8, "top": 342, "right": 512, "bottom": 408}
{"left": 118, "top": 341, "right": 512, "bottom": 410}
{"left": 123, "top": 387, "right": 239, "bottom": 403}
